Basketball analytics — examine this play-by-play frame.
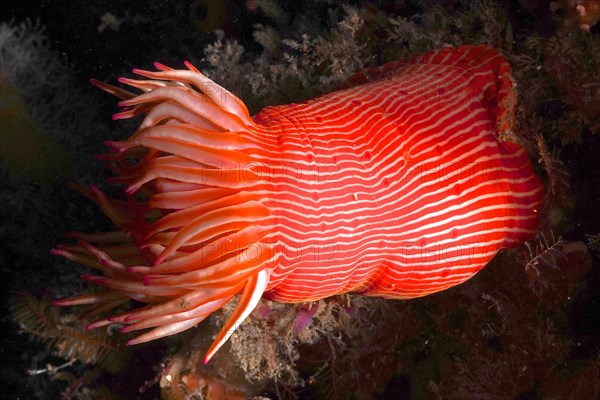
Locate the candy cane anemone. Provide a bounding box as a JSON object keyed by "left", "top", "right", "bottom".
{"left": 53, "top": 45, "right": 544, "bottom": 364}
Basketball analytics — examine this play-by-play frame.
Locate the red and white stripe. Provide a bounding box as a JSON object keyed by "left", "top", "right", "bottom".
{"left": 253, "top": 45, "right": 543, "bottom": 301}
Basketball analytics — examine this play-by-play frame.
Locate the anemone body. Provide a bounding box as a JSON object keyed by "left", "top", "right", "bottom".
{"left": 54, "top": 45, "right": 544, "bottom": 363}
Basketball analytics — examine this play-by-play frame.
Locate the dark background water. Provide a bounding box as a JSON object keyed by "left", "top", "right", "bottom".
{"left": 1, "top": 1, "right": 599, "bottom": 399}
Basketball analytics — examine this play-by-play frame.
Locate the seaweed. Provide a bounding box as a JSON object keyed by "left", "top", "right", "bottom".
{"left": 12, "top": 293, "right": 129, "bottom": 373}
{"left": 518, "top": 231, "right": 566, "bottom": 293}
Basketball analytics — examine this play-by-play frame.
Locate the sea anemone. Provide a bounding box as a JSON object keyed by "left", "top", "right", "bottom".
{"left": 53, "top": 45, "right": 544, "bottom": 363}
